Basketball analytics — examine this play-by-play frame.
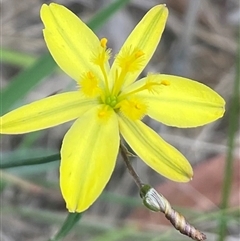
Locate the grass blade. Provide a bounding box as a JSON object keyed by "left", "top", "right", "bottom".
{"left": 0, "top": 153, "right": 60, "bottom": 169}
{"left": 218, "top": 25, "right": 240, "bottom": 241}
{"left": 48, "top": 213, "right": 82, "bottom": 241}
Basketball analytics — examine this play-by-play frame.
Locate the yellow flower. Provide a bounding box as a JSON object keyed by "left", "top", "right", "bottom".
{"left": 0, "top": 3, "right": 225, "bottom": 212}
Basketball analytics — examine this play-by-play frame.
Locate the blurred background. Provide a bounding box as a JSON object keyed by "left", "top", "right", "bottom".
{"left": 1, "top": 0, "right": 239, "bottom": 241}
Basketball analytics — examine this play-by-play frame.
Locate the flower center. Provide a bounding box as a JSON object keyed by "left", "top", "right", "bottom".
{"left": 79, "top": 38, "right": 171, "bottom": 120}
{"left": 105, "top": 95, "right": 118, "bottom": 108}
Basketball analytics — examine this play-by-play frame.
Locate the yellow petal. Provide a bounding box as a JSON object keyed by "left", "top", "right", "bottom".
{"left": 132, "top": 75, "right": 225, "bottom": 127}
{"left": 40, "top": 3, "right": 105, "bottom": 83}
{"left": 118, "top": 114, "right": 193, "bottom": 182}
{"left": 60, "top": 105, "right": 119, "bottom": 212}
{"left": 110, "top": 5, "right": 168, "bottom": 88}
{"left": 0, "top": 92, "right": 98, "bottom": 134}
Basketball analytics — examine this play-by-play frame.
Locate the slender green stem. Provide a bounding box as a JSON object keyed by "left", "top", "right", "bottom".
{"left": 120, "top": 143, "right": 143, "bottom": 189}
{"left": 218, "top": 28, "right": 240, "bottom": 241}
{"left": 120, "top": 143, "right": 207, "bottom": 240}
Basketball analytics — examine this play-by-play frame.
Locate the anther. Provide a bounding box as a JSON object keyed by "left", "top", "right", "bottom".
{"left": 100, "top": 38, "right": 108, "bottom": 48}
{"left": 87, "top": 71, "right": 95, "bottom": 79}
{"left": 135, "top": 50, "right": 145, "bottom": 58}
{"left": 161, "top": 80, "right": 170, "bottom": 86}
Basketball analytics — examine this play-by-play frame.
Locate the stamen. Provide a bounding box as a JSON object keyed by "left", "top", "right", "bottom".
{"left": 91, "top": 37, "right": 112, "bottom": 94}
{"left": 79, "top": 71, "right": 101, "bottom": 97}
{"left": 116, "top": 46, "right": 145, "bottom": 73}
{"left": 91, "top": 44, "right": 111, "bottom": 66}
{"left": 97, "top": 105, "right": 112, "bottom": 122}
{"left": 119, "top": 97, "right": 147, "bottom": 120}
{"left": 100, "top": 38, "right": 108, "bottom": 49}
{"left": 112, "top": 70, "right": 127, "bottom": 96}
{"left": 119, "top": 75, "right": 171, "bottom": 100}
{"left": 160, "top": 80, "right": 170, "bottom": 86}
{"left": 100, "top": 64, "right": 110, "bottom": 94}
{"left": 87, "top": 71, "right": 95, "bottom": 79}
{"left": 135, "top": 50, "right": 144, "bottom": 58}
{"left": 112, "top": 46, "right": 145, "bottom": 95}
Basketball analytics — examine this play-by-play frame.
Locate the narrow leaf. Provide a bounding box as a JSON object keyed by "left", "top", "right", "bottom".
{"left": 0, "top": 153, "right": 60, "bottom": 169}
{"left": 48, "top": 213, "right": 82, "bottom": 241}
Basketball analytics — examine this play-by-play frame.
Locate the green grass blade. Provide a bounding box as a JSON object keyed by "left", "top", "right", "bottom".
{"left": 1, "top": 53, "right": 56, "bottom": 115}
{"left": 48, "top": 213, "right": 82, "bottom": 241}
{"left": 0, "top": 153, "right": 60, "bottom": 169}
{"left": 87, "top": 0, "right": 131, "bottom": 29}
{"left": 218, "top": 25, "right": 240, "bottom": 241}
{"left": 1, "top": 48, "right": 36, "bottom": 67}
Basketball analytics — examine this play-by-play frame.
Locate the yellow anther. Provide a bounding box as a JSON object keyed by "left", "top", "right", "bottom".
{"left": 92, "top": 38, "right": 111, "bottom": 67}
{"left": 135, "top": 103, "right": 142, "bottom": 110}
{"left": 161, "top": 80, "right": 170, "bottom": 86}
{"left": 100, "top": 38, "right": 108, "bottom": 49}
{"left": 120, "top": 97, "right": 147, "bottom": 120}
{"left": 98, "top": 110, "right": 106, "bottom": 117}
{"left": 80, "top": 71, "right": 101, "bottom": 97}
{"left": 97, "top": 105, "right": 112, "bottom": 122}
{"left": 87, "top": 71, "right": 95, "bottom": 79}
{"left": 135, "top": 50, "right": 145, "bottom": 58}
{"left": 116, "top": 46, "right": 145, "bottom": 73}
{"left": 91, "top": 38, "right": 112, "bottom": 94}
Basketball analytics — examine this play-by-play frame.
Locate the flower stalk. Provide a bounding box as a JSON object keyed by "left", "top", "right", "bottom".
{"left": 120, "top": 143, "right": 206, "bottom": 241}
